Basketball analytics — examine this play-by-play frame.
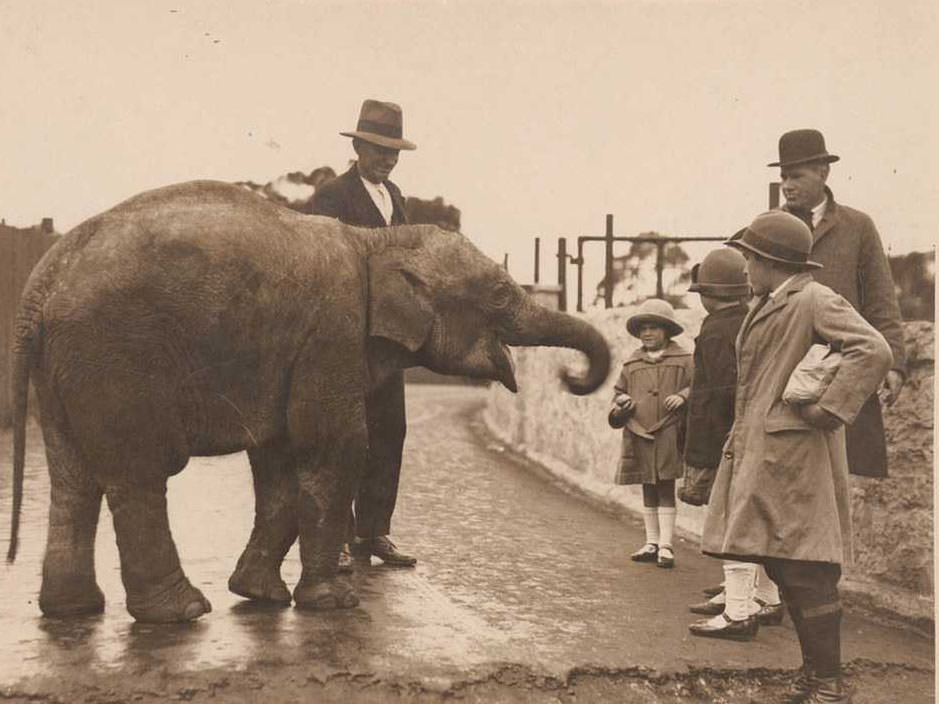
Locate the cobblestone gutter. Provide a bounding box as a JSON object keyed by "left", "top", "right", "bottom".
{"left": 485, "top": 305, "right": 934, "bottom": 630}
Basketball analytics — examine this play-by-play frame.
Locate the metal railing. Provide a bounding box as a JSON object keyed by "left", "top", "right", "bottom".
{"left": 531, "top": 182, "right": 781, "bottom": 312}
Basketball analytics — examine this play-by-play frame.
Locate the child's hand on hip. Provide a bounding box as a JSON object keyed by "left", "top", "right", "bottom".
{"left": 663, "top": 394, "right": 685, "bottom": 411}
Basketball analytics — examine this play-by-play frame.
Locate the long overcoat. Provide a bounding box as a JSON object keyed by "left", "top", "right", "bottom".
{"left": 783, "top": 188, "right": 905, "bottom": 477}
{"left": 701, "top": 274, "right": 892, "bottom": 565}
{"left": 609, "top": 341, "right": 693, "bottom": 485}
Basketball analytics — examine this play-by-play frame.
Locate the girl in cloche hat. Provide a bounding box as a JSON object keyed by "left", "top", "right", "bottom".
{"left": 608, "top": 298, "right": 693, "bottom": 569}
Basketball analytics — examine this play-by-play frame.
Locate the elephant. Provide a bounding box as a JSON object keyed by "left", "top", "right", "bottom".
{"left": 6, "top": 180, "right": 611, "bottom": 623}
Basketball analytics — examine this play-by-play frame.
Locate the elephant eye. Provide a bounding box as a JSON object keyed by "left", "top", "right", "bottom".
{"left": 488, "top": 282, "right": 513, "bottom": 310}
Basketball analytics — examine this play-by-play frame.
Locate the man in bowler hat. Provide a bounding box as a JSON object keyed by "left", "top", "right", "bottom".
{"left": 765, "top": 128, "right": 906, "bottom": 478}
{"left": 310, "top": 100, "right": 418, "bottom": 567}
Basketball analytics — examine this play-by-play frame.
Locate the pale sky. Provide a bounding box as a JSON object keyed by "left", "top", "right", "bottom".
{"left": 1, "top": 0, "right": 936, "bottom": 288}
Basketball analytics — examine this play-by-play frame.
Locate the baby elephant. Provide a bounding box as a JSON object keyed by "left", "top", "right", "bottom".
{"left": 7, "top": 181, "right": 610, "bottom": 622}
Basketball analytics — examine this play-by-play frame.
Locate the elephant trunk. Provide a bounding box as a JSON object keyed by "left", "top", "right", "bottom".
{"left": 503, "top": 300, "right": 611, "bottom": 396}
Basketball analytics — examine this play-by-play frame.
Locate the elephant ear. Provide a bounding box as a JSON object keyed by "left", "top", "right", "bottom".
{"left": 368, "top": 257, "right": 434, "bottom": 352}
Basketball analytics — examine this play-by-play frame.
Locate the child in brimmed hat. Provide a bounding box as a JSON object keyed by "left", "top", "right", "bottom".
{"left": 609, "top": 298, "right": 693, "bottom": 568}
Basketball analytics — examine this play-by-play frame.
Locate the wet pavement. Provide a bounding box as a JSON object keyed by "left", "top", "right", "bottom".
{"left": 0, "top": 385, "right": 933, "bottom": 703}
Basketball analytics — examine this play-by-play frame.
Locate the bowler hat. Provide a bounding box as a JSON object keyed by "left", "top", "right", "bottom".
{"left": 768, "top": 129, "right": 839, "bottom": 168}
{"left": 626, "top": 298, "right": 684, "bottom": 339}
{"left": 340, "top": 99, "right": 417, "bottom": 151}
{"left": 726, "top": 211, "right": 822, "bottom": 270}
{"left": 689, "top": 247, "right": 751, "bottom": 297}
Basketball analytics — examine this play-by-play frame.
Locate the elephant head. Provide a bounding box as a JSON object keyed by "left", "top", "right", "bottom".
{"left": 365, "top": 225, "right": 610, "bottom": 394}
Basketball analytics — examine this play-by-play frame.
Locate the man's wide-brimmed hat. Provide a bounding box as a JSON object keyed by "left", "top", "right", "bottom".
{"left": 626, "top": 298, "right": 684, "bottom": 339}
{"left": 340, "top": 99, "right": 416, "bottom": 151}
{"left": 726, "top": 211, "right": 823, "bottom": 270}
{"left": 689, "top": 247, "right": 751, "bottom": 297}
{"left": 768, "top": 129, "right": 839, "bottom": 168}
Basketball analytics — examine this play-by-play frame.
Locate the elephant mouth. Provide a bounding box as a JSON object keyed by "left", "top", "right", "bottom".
{"left": 492, "top": 342, "right": 517, "bottom": 393}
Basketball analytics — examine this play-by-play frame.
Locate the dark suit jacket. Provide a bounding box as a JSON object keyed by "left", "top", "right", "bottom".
{"left": 309, "top": 163, "right": 408, "bottom": 227}
{"left": 684, "top": 303, "right": 749, "bottom": 469}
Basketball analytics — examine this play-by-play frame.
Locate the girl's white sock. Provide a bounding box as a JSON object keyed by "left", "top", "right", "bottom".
{"left": 642, "top": 507, "right": 660, "bottom": 546}
{"left": 658, "top": 506, "right": 677, "bottom": 548}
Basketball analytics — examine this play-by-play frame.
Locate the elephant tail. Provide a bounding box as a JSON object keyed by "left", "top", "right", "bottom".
{"left": 7, "top": 319, "right": 34, "bottom": 563}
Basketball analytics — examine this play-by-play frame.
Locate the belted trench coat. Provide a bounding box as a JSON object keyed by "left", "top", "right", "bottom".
{"left": 701, "top": 274, "right": 892, "bottom": 565}
{"left": 609, "top": 341, "right": 693, "bottom": 485}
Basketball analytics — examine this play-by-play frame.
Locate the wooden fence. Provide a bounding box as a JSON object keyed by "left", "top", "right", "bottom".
{"left": 0, "top": 221, "right": 57, "bottom": 425}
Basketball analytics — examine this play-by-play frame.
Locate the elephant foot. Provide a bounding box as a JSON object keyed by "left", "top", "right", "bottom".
{"left": 293, "top": 576, "right": 359, "bottom": 610}
{"left": 126, "top": 572, "right": 212, "bottom": 623}
{"left": 39, "top": 579, "right": 105, "bottom": 618}
{"left": 228, "top": 562, "right": 292, "bottom": 604}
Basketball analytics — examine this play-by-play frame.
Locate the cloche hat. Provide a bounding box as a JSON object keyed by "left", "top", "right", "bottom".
{"left": 340, "top": 99, "right": 417, "bottom": 151}
{"left": 768, "top": 129, "right": 839, "bottom": 168}
{"left": 626, "top": 298, "right": 684, "bottom": 338}
{"left": 689, "top": 246, "right": 751, "bottom": 298}
{"left": 726, "top": 211, "right": 823, "bottom": 270}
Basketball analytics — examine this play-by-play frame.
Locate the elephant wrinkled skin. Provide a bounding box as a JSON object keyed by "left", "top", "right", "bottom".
{"left": 7, "top": 180, "right": 610, "bottom": 622}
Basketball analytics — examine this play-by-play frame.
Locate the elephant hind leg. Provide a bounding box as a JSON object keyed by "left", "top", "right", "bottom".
{"left": 228, "top": 444, "right": 297, "bottom": 604}
{"left": 38, "top": 402, "right": 105, "bottom": 617}
{"left": 105, "top": 478, "right": 211, "bottom": 623}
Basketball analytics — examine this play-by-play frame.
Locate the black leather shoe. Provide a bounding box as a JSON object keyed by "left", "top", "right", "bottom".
{"left": 782, "top": 668, "right": 817, "bottom": 704}
{"left": 337, "top": 544, "right": 354, "bottom": 574}
{"left": 688, "top": 613, "right": 758, "bottom": 641}
{"left": 348, "top": 538, "right": 372, "bottom": 560}
{"left": 689, "top": 599, "right": 724, "bottom": 615}
{"left": 755, "top": 600, "right": 785, "bottom": 626}
{"left": 630, "top": 543, "right": 658, "bottom": 562}
{"left": 702, "top": 584, "right": 724, "bottom": 598}
{"left": 367, "top": 536, "right": 417, "bottom": 567}
{"left": 804, "top": 676, "right": 851, "bottom": 703}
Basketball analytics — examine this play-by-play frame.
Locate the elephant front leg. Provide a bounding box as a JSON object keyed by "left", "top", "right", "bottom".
{"left": 292, "top": 441, "right": 364, "bottom": 610}
{"left": 106, "top": 481, "right": 212, "bottom": 622}
{"left": 228, "top": 444, "right": 298, "bottom": 604}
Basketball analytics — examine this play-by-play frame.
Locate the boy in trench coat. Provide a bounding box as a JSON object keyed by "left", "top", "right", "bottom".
{"left": 702, "top": 211, "right": 892, "bottom": 703}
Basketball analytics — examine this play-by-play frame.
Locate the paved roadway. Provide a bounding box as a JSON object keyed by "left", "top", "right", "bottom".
{"left": 0, "top": 385, "right": 933, "bottom": 703}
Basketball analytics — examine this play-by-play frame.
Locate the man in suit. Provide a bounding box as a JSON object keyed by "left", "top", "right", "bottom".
{"left": 310, "top": 99, "right": 417, "bottom": 567}
{"left": 765, "top": 129, "right": 906, "bottom": 478}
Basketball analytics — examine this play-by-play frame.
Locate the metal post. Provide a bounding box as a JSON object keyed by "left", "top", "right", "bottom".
{"left": 502, "top": 253, "right": 509, "bottom": 271}
{"left": 556, "top": 237, "right": 567, "bottom": 312}
{"left": 769, "top": 182, "right": 780, "bottom": 209}
{"left": 604, "top": 214, "right": 614, "bottom": 309}
{"left": 576, "top": 238, "right": 585, "bottom": 313}
{"left": 655, "top": 241, "right": 665, "bottom": 299}
{"left": 533, "top": 237, "right": 540, "bottom": 284}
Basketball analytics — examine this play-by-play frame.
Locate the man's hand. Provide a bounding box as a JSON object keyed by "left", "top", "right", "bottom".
{"left": 878, "top": 369, "right": 904, "bottom": 407}
{"left": 663, "top": 394, "right": 685, "bottom": 412}
{"left": 799, "top": 403, "right": 843, "bottom": 431}
{"left": 614, "top": 393, "right": 634, "bottom": 412}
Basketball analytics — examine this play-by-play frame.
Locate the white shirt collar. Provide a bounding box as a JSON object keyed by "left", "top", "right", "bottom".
{"left": 769, "top": 274, "right": 798, "bottom": 299}
{"left": 811, "top": 195, "right": 828, "bottom": 228}
{"left": 359, "top": 175, "right": 393, "bottom": 225}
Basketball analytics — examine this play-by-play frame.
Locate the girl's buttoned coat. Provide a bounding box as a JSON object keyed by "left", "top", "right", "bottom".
{"left": 701, "top": 274, "right": 893, "bottom": 565}
{"left": 609, "top": 341, "right": 693, "bottom": 485}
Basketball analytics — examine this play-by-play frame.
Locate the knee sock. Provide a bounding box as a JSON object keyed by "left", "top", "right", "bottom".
{"left": 641, "top": 507, "right": 660, "bottom": 546}
{"left": 754, "top": 564, "right": 781, "bottom": 606}
{"left": 723, "top": 561, "right": 757, "bottom": 621}
{"left": 657, "top": 507, "right": 676, "bottom": 549}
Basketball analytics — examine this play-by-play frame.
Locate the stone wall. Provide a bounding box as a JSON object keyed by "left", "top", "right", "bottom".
{"left": 485, "top": 306, "right": 934, "bottom": 627}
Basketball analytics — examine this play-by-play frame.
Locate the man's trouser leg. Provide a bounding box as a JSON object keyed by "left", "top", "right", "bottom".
{"left": 355, "top": 371, "right": 406, "bottom": 539}
{"left": 765, "top": 558, "right": 843, "bottom": 695}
